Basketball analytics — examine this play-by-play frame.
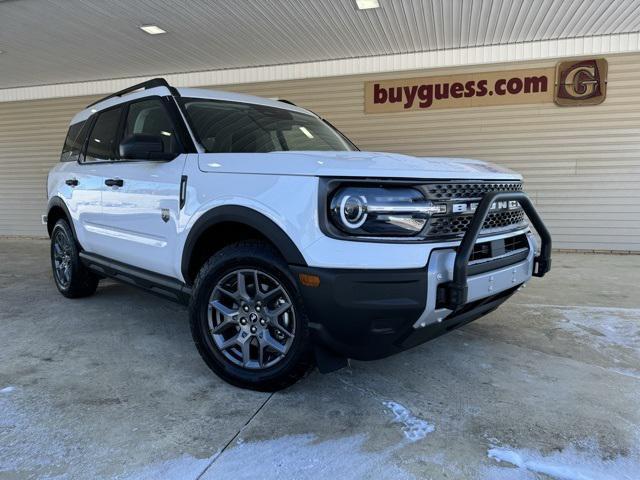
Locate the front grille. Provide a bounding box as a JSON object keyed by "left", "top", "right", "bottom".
{"left": 469, "top": 233, "right": 530, "bottom": 262}
{"left": 504, "top": 233, "right": 529, "bottom": 252}
{"left": 426, "top": 182, "right": 523, "bottom": 200}
{"left": 421, "top": 181, "right": 526, "bottom": 238}
{"left": 469, "top": 242, "right": 491, "bottom": 262}
{"left": 427, "top": 210, "right": 526, "bottom": 236}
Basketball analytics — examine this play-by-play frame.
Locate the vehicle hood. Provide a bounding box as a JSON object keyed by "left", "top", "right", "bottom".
{"left": 197, "top": 151, "right": 521, "bottom": 180}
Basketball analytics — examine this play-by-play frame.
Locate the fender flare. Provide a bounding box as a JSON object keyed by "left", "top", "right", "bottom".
{"left": 47, "top": 197, "right": 80, "bottom": 244}
{"left": 181, "top": 205, "right": 308, "bottom": 283}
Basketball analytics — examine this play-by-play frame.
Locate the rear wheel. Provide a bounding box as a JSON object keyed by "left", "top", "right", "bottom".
{"left": 189, "top": 241, "right": 313, "bottom": 391}
{"left": 50, "top": 219, "right": 99, "bottom": 298}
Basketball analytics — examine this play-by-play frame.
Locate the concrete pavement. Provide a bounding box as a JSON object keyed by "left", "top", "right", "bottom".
{"left": 1, "top": 239, "right": 639, "bottom": 479}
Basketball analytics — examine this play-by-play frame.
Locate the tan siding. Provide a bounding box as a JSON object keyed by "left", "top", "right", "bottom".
{"left": 1, "top": 53, "right": 639, "bottom": 250}
{"left": 0, "top": 95, "right": 100, "bottom": 236}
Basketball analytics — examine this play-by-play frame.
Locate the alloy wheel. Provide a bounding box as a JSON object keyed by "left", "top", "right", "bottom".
{"left": 53, "top": 229, "right": 73, "bottom": 288}
{"left": 207, "top": 269, "right": 296, "bottom": 369}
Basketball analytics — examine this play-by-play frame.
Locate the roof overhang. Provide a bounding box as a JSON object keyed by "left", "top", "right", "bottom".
{"left": 1, "top": 0, "right": 639, "bottom": 102}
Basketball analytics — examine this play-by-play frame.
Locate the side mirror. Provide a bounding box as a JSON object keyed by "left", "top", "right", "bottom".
{"left": 119, "top": 134, "right": 177, "bottom": 161}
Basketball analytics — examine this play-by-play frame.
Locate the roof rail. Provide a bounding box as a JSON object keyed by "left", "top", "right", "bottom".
{"left": 278, "top": 99, "right": 297, "bottom": 106}
{"left": 86, "top": 77, "right": 179, "bottom": 108}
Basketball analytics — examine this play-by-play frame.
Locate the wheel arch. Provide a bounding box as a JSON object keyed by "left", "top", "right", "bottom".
{"left": 181, "top": 205, "right": 307, "bottom": 285}
{"left": 47, "top": 197, "right": 79, "bottom": 242}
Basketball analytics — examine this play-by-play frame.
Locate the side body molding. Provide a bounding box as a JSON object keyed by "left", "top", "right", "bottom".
{"left": 181, "top": 205, "right": 308, "bottom": 284}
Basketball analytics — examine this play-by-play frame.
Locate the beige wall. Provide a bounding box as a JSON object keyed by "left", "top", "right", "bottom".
{"left": 1, "top": 53, "right": 639, "bottom": 251}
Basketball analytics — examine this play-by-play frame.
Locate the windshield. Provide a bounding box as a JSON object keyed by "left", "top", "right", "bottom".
{"left": 180, "top": 98, "right": 356, "bottom": 153}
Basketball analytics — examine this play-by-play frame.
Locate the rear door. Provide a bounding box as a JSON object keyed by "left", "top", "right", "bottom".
{"left": 95, "top": 97, "right": 187, "bottom": 278}
{"left": 53, "top": 120, "right": 97, "bottom": 248}
{"left": 72, "top": 105, "right": 124, "bottom": 253}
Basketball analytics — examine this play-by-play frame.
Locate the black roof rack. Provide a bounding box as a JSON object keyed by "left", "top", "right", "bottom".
{"left": 86, "top": 78, "right": 179, "bottom": 108}
{"left": 278, "top": 99, "right": 297, "bottom": 106}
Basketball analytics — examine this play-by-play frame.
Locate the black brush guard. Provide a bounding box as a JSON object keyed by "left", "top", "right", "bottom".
{"left": 444, "top": 191, "right": 552, "bottom": 310}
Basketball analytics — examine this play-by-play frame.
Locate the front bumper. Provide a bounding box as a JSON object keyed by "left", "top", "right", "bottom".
{"left": 414, "top": 234, "right": 535, "bottom": 330}
{"left": 292, "top": 236, "right": 533, "bottom": 360}
{"left": 294, "top": 191, "right": 552, "bottom": 361}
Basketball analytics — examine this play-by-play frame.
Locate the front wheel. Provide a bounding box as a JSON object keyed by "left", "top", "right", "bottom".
{"left": 189, "top": 241, "right": 313, "bottom": 391}
{"left": 50, "top": 219, "right": 99, "bottom": 298}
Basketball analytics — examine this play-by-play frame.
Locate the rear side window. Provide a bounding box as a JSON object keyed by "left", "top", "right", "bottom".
{"left": 60, "top": 120, "right": 89, "bottom": 162}
{"left": 84, "top": 107, "right": 123, "bottom": 162}
{"left": 124, "top": 99, "right": 177, "bottom": 154}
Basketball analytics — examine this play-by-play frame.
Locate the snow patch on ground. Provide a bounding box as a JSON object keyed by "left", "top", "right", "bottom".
{"left": 485, "top": 443, "right": 640, "bottom": 480}
{"left": 610, "top": 367, "right": 640, "bottom": 380}
{"left": 519, "top": 304, "right": 640, "bottom": 355}
{"left": 383, "top": 401, "right": 435, "bottom": 442}
{"left": 524, "top": 304, "right": 640, "bottom": 378}
{"left": 119, "top": 453, "right": 215, "bottom": 480}
{"left": 0, "top": 386, "right": 69, "bottom": 477}
{"left": 557, "top": 306, "right": 640, "bottom": 352}
{"left": 201, "top": 433, "right": 414, "bottom": 480}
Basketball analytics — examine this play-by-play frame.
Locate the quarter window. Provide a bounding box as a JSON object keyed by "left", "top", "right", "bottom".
{"left": 124, "top": 99, "right": 177, "bottom": 154}
{"left": 84, "top": 107, "right": 123, "bottom": 162}
{"left": 60, "top": 120, "right": 89, "bottom": 162}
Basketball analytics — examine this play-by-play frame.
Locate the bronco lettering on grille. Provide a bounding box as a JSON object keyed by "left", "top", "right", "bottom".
{"left": 452, "top": 200, "right": 519, "bottom": 214}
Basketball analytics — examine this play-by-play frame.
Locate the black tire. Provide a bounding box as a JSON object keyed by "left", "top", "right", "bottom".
{"left": 189, "top": 241, "right": 314, "bottom": 391}
{"left": 50, "top": 219, "right": 99, "bottom": 298}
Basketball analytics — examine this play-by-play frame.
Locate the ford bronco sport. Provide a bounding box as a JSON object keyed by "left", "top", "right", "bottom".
{"left": 46, "top": 78, "right": 551, "bottom": 391}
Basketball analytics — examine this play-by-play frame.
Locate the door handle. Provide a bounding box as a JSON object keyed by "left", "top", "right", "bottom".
{"left": 65, "top": 178, "right": 79, "bottom": 187}
{"left": 105, "top": 178, "right": 124, "bottom": 187}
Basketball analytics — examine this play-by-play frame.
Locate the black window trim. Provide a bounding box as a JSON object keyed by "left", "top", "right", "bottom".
{"left": 165, "top": 96, "right": 197, "bottom": 153}
{"left": 77, "top": 114, "right": 97, "bottom": 165}
{"left": 78, "top": 95, "right": 193, "bottom": 165}
{"left": 78, "top": 103, "right": 125, "bottom": 165}
{"left": 60, "top": 119, "right": 88, "bottom": 162}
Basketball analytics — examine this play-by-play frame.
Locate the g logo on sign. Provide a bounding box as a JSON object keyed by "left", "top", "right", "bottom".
{"left": 555, "top": 58, "right": 607, "bottom": 106}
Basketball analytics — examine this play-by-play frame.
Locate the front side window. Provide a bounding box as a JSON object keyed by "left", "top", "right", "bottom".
{"left": 181, "top": 98, "right": 355, "bottom": 153}
{"left": 84, "top": 107, "right": 123, "bottom": 162}
{"left": 124, "top": 98, "right": 177, "bottom": 154}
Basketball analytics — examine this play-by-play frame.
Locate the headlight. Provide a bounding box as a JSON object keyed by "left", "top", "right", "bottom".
{"left": 329, "top": 186, "right": 445, "bottom": 237}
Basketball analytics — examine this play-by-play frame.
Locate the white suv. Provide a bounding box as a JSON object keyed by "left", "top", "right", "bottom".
{"left": 46, "top": 78, "right": 551, "bottom": 391}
